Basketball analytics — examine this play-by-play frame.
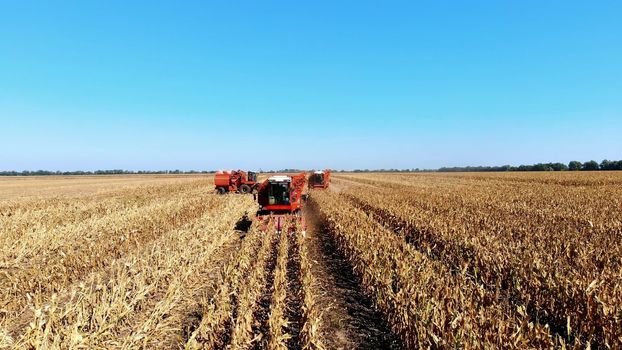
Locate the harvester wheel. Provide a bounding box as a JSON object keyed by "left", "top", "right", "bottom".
{"left": 216, "top": 187, "right": 226, "bottom": 195}
{"left": 239, "top": 184, "right": 252, "bottom": 194}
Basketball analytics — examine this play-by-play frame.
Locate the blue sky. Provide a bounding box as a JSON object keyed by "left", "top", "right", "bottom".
{"left": 1, "top": 1, "right": 620, "bottom": 171}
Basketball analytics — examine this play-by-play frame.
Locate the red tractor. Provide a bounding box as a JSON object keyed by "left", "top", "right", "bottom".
{"left": 257, "top": 173, "right": 307, "bottom": 213}
{"left": 214, "top": 170, "right": 258, "bottom": 194}
{"left": 256, "top": 173, "right": 307, "bottom": 233}
{"left": 308, "top": 169, "right": 330, "bottom": 189}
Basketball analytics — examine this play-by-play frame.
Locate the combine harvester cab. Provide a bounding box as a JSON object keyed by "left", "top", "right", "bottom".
{"left": 214, "top": 170, "right": 258, "bottom": 194}
{"left": 256, "top": 172, "right": 307, "bottom": 233}
{"left": 308, "top": 169, "right": 330, "bottom": 189}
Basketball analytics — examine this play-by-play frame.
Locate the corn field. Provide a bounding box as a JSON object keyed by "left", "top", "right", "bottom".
{"left": 326, "top": 172, "right": 622, "bottom": 349}
{"left": 0, "top": 173, "right": 620, "bottom": 349}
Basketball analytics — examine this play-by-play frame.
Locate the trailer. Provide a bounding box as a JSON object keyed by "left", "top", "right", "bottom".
{"left": 214, "top": 170, "right": 258, "bottom": 194}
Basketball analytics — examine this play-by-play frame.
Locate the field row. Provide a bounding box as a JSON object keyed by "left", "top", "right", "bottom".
{"left": 1, "top": 180, "right": 247, "bottom": 348}
{"left": 329, "top": 173, "right": 622, "bottom": 348}
{"left": 311, "top": 190, "right": 558, "bottom": 348}
{"left": 0, "top": 177, "right": 369, "bottom": 349}
{"left": 185, "top": 216, "right": 325, "bottom": 350}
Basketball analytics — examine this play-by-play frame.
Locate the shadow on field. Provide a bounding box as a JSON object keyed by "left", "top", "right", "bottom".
{"left": 234, "top": 212, "right": 253, "bottom": 233}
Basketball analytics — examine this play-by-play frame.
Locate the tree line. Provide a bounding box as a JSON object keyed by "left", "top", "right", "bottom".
{"left": 438, "top": 160, "right": 622, "bottom": 172}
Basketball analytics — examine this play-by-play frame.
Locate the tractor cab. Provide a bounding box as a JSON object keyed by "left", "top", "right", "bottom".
{"left": 247, "top": 171, "right": 257, "bottom": 183}
{"left": 266, "top": 176, "right": 291, "bottom": 205}
{"left": 257, "top": 174, "right": 306, "bottom": 214}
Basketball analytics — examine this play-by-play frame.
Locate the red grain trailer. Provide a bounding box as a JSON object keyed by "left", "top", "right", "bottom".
{"left": 214, "top": 170, "right": 258, "bottom": 194}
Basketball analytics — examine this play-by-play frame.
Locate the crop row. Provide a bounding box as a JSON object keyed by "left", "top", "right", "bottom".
{"left": 1, "top": 192, "right": 227, "bottom": 322}
{"left": 0, "top": 180, "right": 209, "bottom": 245}
{"left": 185, "top": 221, "right": 274, "bottom": 349}
{"left": 296, "top": 225, "right": 326, "bottom": 350}
{"left": 337, "top": 175, "right": 621, "bottom": 347}
{"left": 5, "top": 194, "right": 254, "bottom": 348}
{"left": 184, "top": 215, "right": 326, "bottom": 350}
{"left": 311, "top": 190, "right": 560, "bottom": 348}
{"left": 267, "top": 225, "right": 291, "bottom": 349}
{"left": 0, "top": 179, "right": 211, "bottom": 219}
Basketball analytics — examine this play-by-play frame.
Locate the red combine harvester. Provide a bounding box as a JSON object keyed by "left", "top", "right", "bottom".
{"left": 256, "top": 173, "right": 307, "bottom": 233}
{"left": 214, "top": 170, "right": 258, "bottom": 194}
{"left": 308, "top": 169, "right": 330, "bottom": 189}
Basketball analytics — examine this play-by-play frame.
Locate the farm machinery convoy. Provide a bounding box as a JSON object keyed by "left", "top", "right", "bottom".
{"left": 215, "top": 169, "right": 331, "bottom": 232}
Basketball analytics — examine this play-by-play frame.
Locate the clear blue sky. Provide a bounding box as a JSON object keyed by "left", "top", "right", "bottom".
{"left": 1, "top": 1, "right": 620, "bottom": 171}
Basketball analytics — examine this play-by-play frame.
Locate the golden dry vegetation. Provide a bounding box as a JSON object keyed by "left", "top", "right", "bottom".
{"left": 324, "top": 172, "right": 622, "bottom": 349}
{"left": 0, "top": 175, "right": 318, "bottom": 349}
{"left": 1, "top": 172, "right": 620, "bottom": 349}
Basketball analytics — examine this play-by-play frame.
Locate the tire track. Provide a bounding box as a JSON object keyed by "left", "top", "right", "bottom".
{"left": 285, "top": 231, "right": 303, "bottom": 350}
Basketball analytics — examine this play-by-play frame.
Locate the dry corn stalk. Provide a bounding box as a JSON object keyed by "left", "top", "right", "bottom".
{"left": 296, "top": 224, "right": 326, "bottom": 350}
{"left": 267, "top": 224, "right": 291, "bottom": 350}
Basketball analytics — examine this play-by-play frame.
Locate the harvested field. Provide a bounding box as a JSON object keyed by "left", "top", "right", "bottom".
{"left": 1, "top": 173, "right": 621, "bottom": 349}
{"left": 0, "top": 175, "right": 207, "bottom": 201}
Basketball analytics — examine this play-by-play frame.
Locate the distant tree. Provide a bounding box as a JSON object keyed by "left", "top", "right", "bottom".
{"left": 600, "top": 159, "right": 622, "bottom": 170}
{"left": 550, "top": 163, "right": 568, "bottom": 171}
{"left": 568, "top": 161, "right": 582, "bottom": 171}
{"left": 582, "top": 160, "right": 599, "bottom": 171}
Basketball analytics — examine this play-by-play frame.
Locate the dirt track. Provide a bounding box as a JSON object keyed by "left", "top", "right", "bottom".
{"left": 302, "top": 201, "right": 402, "bottom": 350}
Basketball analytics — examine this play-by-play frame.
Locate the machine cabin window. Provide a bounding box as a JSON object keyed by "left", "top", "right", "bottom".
{"left": 268, "top": 182, "right": 290, "bottom": 205}
{"left": 247, "top": 171, "right": 257, "bottom": 182}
